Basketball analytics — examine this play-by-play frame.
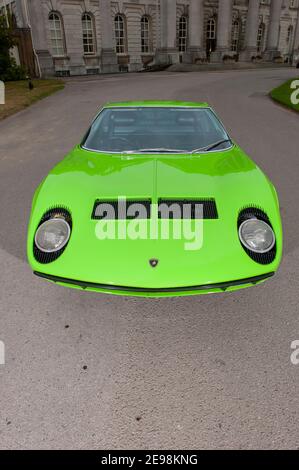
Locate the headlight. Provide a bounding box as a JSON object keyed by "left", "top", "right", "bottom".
{"left": 35, "top": 218, "right": 71, "bottom": 253}
{"left": 239, "top": 218, "right": 275, "bottom": 253}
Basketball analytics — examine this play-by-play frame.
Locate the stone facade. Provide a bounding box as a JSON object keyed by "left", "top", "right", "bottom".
{"left": 7, "top": 0, "right": 299, "bottom": 76}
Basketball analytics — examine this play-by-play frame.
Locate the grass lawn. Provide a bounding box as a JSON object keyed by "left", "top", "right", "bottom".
{"left": 270, "top": 78, "right": 299, "bottom": 113}
{"left": 0, "top": 79, "right": 65, "bottom": 120}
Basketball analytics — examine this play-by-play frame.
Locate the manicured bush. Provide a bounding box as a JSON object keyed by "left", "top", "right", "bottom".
{"left": 223, "top": 54, "right": 236, "bottom": 62}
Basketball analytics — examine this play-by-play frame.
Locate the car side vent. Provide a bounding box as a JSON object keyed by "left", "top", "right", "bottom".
{"left": 158, "top": 199, "right": 218, "bottom": 219}
{"left": 92, "top": 199, "right": 152, "bottom": 219}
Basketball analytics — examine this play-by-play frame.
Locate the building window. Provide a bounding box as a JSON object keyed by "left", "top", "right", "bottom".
{"left": 257, "top": 22, "right": 265, "bottom": 52}
{"left": 289, "top": 0, "right": 296, "bottom": 8}
{"left": 178, "top": 16, "right": 188, "bottom": 53}
{"left": 49, "top": 12, "right": 65, "bottom": 57}
{"left": 231, "top": 20, "right": 240, "bottom": 52}
{"left": 206, "top": 17, "right": 216, "bottom": 57}
{"left": 82, "top": 13, "right": 96, "bottom": 55}
{"left": 114, "top": 14, "right": 126, "bottom": 54}
{"left": 141, "top": 16, "right": 151, "bottom": 53}
{"left": 206, "top": 18, "right": 216, "bottom": 40}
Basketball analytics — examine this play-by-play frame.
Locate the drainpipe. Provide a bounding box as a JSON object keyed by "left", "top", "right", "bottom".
{"left": 23, "top": 0, "right": 42, "bottom": 78}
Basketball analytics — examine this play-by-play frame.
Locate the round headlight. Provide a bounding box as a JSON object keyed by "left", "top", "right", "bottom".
{"left": 239, "top": 218, "right": 275, "bottom": 253}
{"left": 35, "top": 218, "right": 71, "bottom": 253}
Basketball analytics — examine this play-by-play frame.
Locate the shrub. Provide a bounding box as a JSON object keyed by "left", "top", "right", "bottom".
{"left": 223, "top": 54, "right": 235, "bottom": 62}
{"left": 273, "top": 55, "right": 283, "bottom": 63}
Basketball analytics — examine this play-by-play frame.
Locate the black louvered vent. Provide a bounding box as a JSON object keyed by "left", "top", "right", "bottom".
{"left": 238, "top": 207, "right": 276, "bottom": 265}
{"left": 92, "top": 199, "right": 218, "bottom": 219}
{"left": 33, "top": 207, "right": 72, "bottom": 264}
{"left": 158, "top": 199, "right": 218, "bottom": 219}
{"left": 92, "top": 199, "right": 152, "bottom": 219}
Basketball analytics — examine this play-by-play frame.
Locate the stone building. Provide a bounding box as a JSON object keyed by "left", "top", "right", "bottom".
{"left": 2, "top": 0, "right": 299, "bottom": 76}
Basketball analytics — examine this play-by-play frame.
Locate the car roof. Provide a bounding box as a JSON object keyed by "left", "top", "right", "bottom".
{"left": 103, "top": 100, "right": 210, "bottom": 108}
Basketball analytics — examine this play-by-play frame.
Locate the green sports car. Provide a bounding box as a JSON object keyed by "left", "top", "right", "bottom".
{"left": 27, "top": 101, "right": 282, "bottom": 297}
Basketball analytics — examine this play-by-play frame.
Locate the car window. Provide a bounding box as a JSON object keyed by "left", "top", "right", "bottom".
{"left": 82, "top": 107, "right": 231, "bottom": 153}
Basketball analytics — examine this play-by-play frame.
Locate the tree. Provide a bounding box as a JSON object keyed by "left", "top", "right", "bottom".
{"left": 0, "top": 14, "right": 25, "bottom": 81}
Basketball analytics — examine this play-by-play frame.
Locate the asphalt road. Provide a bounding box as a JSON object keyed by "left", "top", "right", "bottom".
{"left": 0, "top": 68, "right": 299, "bottom": 450}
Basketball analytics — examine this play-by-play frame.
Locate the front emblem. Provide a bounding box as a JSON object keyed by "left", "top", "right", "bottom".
{"left": 149, "top": 259, "right": 159, "bottom": 268}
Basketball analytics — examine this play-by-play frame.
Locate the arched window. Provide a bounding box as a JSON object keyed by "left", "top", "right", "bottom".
{"left": 206, "top": 17, "right": 216, "bottom": 56}
{"left": 231, "top": 19, "right": 240, "bottom": 52}
{"left": 141, "top": 16, "right": 151, "bottom": 53}
{"left": 49, "top": 12, "right": 65, "bottom": 57}
{"left": 206, "top": 18, "right": 216, "bottom": 40}
{"left": 114, "top": 14, "right": 126, "bottom": 54}
{"left": 257, "top": 22, "right": 265, "bottom": 52}
{"left": 178, "top": 16, "right": 188, "bottom": 53}
{"left": 82, "top": 13, "right": 96, "bottom": 54}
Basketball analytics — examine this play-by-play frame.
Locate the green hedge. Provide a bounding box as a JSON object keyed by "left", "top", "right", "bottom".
{"left": 270, "top": 78, "right": 299, "bottom": 113}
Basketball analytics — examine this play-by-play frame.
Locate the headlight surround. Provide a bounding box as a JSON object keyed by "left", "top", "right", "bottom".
{"left": 35, "top": 217, "right": 71, "bottom": 253}
{"left": 238, "top": 218, "right": 275, "bottom": 253}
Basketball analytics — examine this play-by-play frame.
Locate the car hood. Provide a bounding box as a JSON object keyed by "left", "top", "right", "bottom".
{"left": 28, "top": 145, "right": 282, "bottom": 288}
{"left": 33, "top": 144, "right": 277, "bottom": 205}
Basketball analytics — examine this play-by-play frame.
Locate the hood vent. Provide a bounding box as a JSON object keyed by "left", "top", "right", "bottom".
{"left": 92, "top": 198, "right": 218, "bottom": 220}
{"left": 158, "top": 199, "right": 218, "bottom": 219}
{"left": 92, "top": 199, "right": 152, "bottom": 220}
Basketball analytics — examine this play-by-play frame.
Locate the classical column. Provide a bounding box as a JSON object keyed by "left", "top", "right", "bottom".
{"left": 292, "top": 13, "right": 299, "bottom": 66}
{"left": 264, "top": 0, "right": 283, "bottom": 60}
{"left": 15, "top": 0, "right": 27, "bottom": 27}
{"left": 210, "top": 0, "right": 233, "bottom": 62}
{"left": 241, "top": 0, "right": 260, "bottom": 60}
{"left": 156, "top": 0, "right": 178, "bottom": 64}
{"left": 26, "top": 0, "right": 54, "bottom": 76}
{"left": 187, "top": 0, "right": 205, "bottom": 62}
{"left": 99, "top": 0, "right": 118, "bottom": 72}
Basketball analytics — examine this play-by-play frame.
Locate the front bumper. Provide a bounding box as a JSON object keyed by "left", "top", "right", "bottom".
{"left": 34, "top": 271, "right": 275, "bottom": 298}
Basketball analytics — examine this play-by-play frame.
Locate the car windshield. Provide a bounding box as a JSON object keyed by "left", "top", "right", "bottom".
{"left": 82, "top": 107, "right": 231, "bottom": 154}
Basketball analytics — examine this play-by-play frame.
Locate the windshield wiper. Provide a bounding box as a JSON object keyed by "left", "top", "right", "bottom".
{"left": 135, "top": 148, "right": 186, "bottom": 153}
{"left": 191, "top": 139, "right": 232, "bottom": 154}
